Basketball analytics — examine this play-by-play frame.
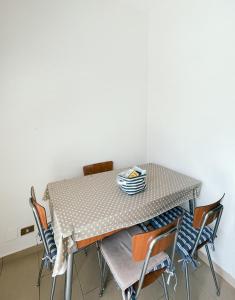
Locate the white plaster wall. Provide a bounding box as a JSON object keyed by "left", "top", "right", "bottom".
{"left": 1, "top": 0, "right": 235, "bottom": 284}
{"left": 0, "top": 0, "right": 148, "bottom": 256}
{"left": 147, "top": 0, "right": 235, "bottom": 280}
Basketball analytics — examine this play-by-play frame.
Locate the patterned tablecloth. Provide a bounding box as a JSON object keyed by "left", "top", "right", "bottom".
{"left": 44, "top": 163, "right": 202, "bottom": 276}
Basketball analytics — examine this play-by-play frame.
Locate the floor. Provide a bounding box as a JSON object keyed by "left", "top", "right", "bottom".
{"left": 0, "top": 245, "right": 234, "bottom": 300}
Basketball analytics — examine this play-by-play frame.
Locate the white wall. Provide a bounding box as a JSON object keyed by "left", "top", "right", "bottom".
{"left": 2, "top": 0, "right": 235, "bottom": 284}
{"left": 0, "top": 0, "right": 148, "bottom": 256}
{"left": 147, "top": 0, "right": 235, "bottom": 281}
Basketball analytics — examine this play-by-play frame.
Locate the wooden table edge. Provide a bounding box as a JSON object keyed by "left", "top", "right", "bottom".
{"left": 76, "top": 228, "right": 123, "bottom": 248}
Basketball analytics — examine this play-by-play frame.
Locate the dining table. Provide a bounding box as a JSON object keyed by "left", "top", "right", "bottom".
{"left": 44, "top": 163, "right": 202, "bottom": 300}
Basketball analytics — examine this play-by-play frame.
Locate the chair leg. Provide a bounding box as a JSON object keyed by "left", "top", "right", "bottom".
{"left": 37, "top": 250, "right": 45, "bottom": 287}
{"left": 37, "top": 258, "right": 44, "bottom": 287}
{"left": 49, "top": 262, "right": 53, "bottom": 271}
{"left": 96, "top": 242, "right": 105, "bottom": 297}
{"left": 162, "top": 273, "right": 169, "bottom": 300}
{"left": 193, "top": 251, "right": 198, "bottom": 260}
{"left": 50, "top": 276, "right": 57, "bottom": 300}
{"left": 205, "top": 244, "right": 220, "bottom": 296}
{"left": 84, "top": 247, "right": 88, "bottom": 256}
{"left": 185, "top": 263, "right": 191, "bottom": 300}
{"left": 99, "top": 258, "right": 108, "bottom": 297}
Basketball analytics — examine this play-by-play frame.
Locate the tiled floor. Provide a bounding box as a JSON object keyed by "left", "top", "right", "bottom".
{"left": 0, "top": 245, "right": 234, "bottom": 300}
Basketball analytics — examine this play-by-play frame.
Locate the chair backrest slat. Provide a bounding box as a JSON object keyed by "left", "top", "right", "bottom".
{"left": 30, "top": 186, "right": 48, "bottom": 230}
{"left": 34, "top": 202, "right": 48, "bottom": 230}
{"left": 83, "top": 161, "right": 113, "bottom": 176}
{"left": 29, "top": 186, "right": 51, "bottom": 256}
{"left": 132, "top": 219, "right": 178, "bottom": 262}
{"left": 193, "top": 194, "right": 225, "bottom": 229}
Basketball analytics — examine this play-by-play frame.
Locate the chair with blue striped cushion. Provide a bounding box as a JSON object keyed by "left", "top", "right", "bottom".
{"left": 99, "top": 218, "right": 182, "bottom": 300}
{"left": 29, "top": 186, "right": 58, "bottom": 300}
{"left": 30, "top": 186, "right": 90, "bottom": 300}
{"left": 143, "top": 195, "right": 224, "bottom": 300}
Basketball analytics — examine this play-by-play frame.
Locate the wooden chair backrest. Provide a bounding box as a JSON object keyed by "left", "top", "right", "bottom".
{"left": 83, "top": 161, "right": 113, "bottom": 176}
{"left": 193, "top": 195, "right": 224, "bottom": 229}
{"left": 132, "top": 219, "right": 178, "bottom": 262}
{"left": 30, "top": 186, "right": 48, "bottom": 230}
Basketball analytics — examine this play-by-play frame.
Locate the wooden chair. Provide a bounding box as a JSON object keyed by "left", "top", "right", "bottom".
{"left": 176, "top": 195, "right": 224, "bottom": 300}
{"left": 140, "top": 196, "right": 224, "bottom": 300}
{"left": 99, "top": 217, "right": 182, "bottom": 300}
{"left": 29, "top": 187, "right": 89, "bottom": 299}
{"left": 29, "top": 186, "right": 57, "bottom": 300}
{"left": 83, "top": 161, "right": 113, "bottom": 176}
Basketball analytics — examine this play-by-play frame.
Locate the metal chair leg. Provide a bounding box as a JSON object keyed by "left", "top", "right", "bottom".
{"left": 193, "top": 251, "right": 198, "bottom": 260}
{"left": 205, "top": 244, "right": 220, "bottom": 296}
{"left": 49, "top": 262, "right": 53, "bottom": 271}
{"left": 162, "top": 273, "right": 169, "bottom": 300}
{"left": 102, "top": 261, "right": 108, "bottom": 289}
{"left": 84, "top": 248, "right": 88, "bottom": 256}
{"left": 37, "top": 250, "right": 45, "bottom": 287}
{"left": 37, "top": 258, "right": 44, "bottom": 287}
{"left": 96, "top": 242, "right": 105, "bottom": 297}
{"left": 185, "top": 263, "right": 191, "bottom": 300}
{"left": 50, "top": 276, "right": 57, "bottom": 300}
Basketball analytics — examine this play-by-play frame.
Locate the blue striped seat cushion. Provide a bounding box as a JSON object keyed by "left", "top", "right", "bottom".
{"left": 43, "top": 224, "right": 57, "bottom": 261}
{"left": 176, "top": 210, "right": 213, "bottom": 258}
{"left": 139, "top": 206, "right": 183, "bottom": 232}
{"left": 144, "top": 207, "right": 213, "bottom": 258}
{"left": 150, "top": 206, "right": 183, "bottom": 228}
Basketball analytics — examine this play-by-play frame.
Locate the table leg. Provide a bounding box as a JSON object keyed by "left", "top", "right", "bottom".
{"left": 65, "top": 252, "right": 74, "bottom": 300}
{"left": 189, "top": 189, "right": 197, "bottom": 214}
{"left": 189, "top": 199, "right": 195, "bottom": 214}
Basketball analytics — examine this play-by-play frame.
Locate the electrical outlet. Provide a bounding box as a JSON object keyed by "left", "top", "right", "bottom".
{"left": 21, "top": 225, "right": 34, "bottom": 236}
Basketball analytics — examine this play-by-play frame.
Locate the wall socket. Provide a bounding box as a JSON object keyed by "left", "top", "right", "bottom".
{"left": 21, "top": 225, "right": 34, "bottom": 236}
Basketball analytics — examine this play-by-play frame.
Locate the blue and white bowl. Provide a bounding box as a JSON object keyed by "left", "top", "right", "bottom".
{"left": 117, "top": 166, "right": 147, "bottom": 195}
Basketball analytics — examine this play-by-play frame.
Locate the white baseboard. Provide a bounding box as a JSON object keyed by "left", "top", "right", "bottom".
{"left": 0, "top": 233, "right": 38, "bottom": 258}
{"left": 198, "top": 250, "right": 235, "bottom": 289}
